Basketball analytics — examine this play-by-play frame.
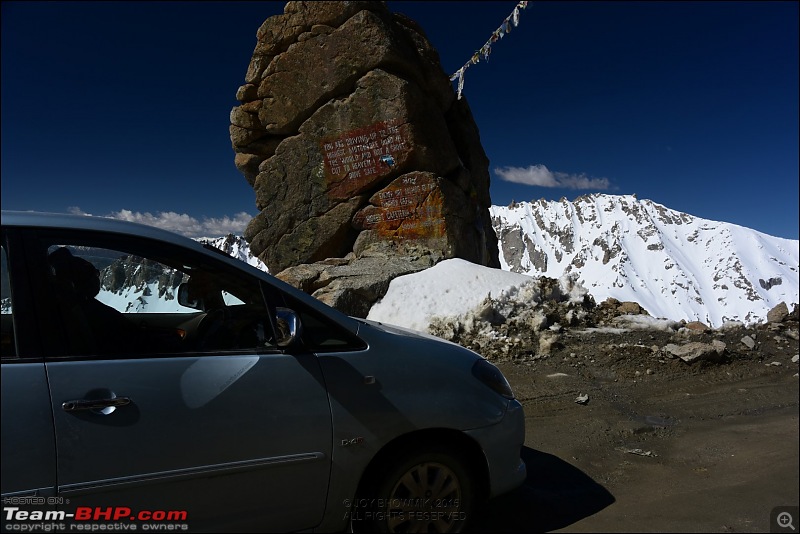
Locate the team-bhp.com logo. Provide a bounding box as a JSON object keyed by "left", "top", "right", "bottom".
{"left": 3, "top": 504, "right": 189, "bottom": 531}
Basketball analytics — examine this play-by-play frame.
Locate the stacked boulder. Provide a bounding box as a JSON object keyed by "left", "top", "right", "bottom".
{"left": 230, "top": 1, "right": 499, "bottom": 315}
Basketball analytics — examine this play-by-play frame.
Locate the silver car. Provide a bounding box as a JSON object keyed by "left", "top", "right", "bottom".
{"left": 0, "top": 211, "right": 525, "bottom": 532}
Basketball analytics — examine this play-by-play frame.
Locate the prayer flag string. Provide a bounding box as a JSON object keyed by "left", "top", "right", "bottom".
{"left": 449, "top": 1, "right": 529, "bottom": 100}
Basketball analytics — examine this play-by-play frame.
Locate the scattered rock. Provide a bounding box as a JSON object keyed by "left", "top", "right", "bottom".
{"left": 575, "top": 393, "right": 590, "bottom": 405}
{"left": 662, "top": 340, "right": 727, "bottom": 364}
{"left": 740, "top": 335, "right": 756, "bottom": 350}
{"left": 767, "top": 302, "right": 789, "bottom": 323}
{"left": 276, "top": 245, "right": 438, "bottom": 317}
{"left": 618, "top": 301, "right": 646, "bottom": 315}
{"left": 594, "top": 297, "right": 650, "bottom": 323}
{"left": 685, "top": 321, "right": 709, "bottom": 333}
{"left": 617, "top": 447, "right": 658, "bottom": 457}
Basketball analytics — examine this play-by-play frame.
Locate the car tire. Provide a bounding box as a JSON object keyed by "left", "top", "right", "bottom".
{"left": 353, "top": 446, "right": 476, "bottom": 533}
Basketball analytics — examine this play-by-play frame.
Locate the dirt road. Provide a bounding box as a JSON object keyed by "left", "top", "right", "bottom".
{"left": 473, "top": 326, "right": 799, "bottom": 533}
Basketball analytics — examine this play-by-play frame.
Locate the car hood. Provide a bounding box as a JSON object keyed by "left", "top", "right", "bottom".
{"left": 355, "top": 317, "right": 465, "bottom": 348}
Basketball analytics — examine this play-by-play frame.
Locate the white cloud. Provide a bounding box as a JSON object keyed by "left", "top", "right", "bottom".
{"left": 195, "top": 213, "right": 254, "bottom": 238}
{"left": 494, "top": 164, "right": 612, "bottom": 190}
{"left": 68, "top": 207, "right": 253, "bottom": 238}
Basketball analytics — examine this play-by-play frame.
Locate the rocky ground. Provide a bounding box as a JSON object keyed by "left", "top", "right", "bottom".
{"left": 501, "top": 309, "right": 799, "bottom": 404}
{"left": 471, "top": 302, "right": 799, "bottom": 532}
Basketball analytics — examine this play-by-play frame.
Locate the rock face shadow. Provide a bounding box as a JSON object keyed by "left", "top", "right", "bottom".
{"left": 472, "top": 446, "right": 615, "bottom": 532}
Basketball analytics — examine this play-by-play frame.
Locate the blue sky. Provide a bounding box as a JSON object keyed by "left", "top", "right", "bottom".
{"left": 2, "top": 1, "right": 798, "bottom": 239}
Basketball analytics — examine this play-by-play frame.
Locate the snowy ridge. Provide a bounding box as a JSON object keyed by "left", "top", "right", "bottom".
{"left": 198, "top": 234, "right": 268, "bottom": 272}
{"left": 490, "top": 194, "right": 799, "bottom": 327}
{"left": 84, "top": 197, "right": 797, "bottom": 330}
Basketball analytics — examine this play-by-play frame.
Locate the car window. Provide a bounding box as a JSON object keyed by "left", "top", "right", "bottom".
{"left": 277, "top": 291, "right": 367, "bottom": 352}
{"left": 48, "top": 245, "right": 196, "bottom": 314}
{"left": 1, "top": 244, "right": 15, "bottom": 358}
{"left": 38, "top": 237, "right": 279, "bottom": 358}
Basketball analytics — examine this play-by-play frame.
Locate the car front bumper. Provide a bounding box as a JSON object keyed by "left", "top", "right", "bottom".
{"left": 465, "top": 398, "right": 527, "bottom": 498}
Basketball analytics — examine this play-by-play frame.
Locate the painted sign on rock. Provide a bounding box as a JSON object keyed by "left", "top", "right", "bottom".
{"left": 320, "top": 119, "right": 409, "bottom": 199}
{"left": 352, "top": 172, "right": 446, "bottom": 239}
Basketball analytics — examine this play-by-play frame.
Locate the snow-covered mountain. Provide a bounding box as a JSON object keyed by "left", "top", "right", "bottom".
{"left": 197, "top": 234, "right": 268, "bottom": 272}
{"left": 82, "top": 199, "right": 798, "bottom": 329}
{"left": 490, "top": 193, "right": 799, "bottom": 327}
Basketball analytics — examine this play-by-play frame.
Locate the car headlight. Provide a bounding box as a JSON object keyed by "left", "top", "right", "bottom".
{"left": 471, "top": 358, "right": 515, "bottom": 399}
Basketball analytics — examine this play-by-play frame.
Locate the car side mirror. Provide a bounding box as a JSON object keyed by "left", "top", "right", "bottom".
{"left": 275, "top": 307, "right": 302, "bottom": 348}
{"left": 177, "top": 282, "right": 201, "bottom": 310}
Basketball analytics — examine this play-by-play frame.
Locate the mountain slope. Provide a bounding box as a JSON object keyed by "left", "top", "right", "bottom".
{"left": 198, "top": 234, "right": 268, "bottom": 272}
{"left": 490, "top": 194, "right": 799, "bottom": 326}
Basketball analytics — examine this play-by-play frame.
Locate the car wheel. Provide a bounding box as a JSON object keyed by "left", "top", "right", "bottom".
{"left": 355, "top": 447, "right": 476, "bottom": 533}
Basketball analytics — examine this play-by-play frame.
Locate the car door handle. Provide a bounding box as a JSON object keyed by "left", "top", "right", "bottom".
{"left": 62, "top": 397, "right": 131, "bottom": 412}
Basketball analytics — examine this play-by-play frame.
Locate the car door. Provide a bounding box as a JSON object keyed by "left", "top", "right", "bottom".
{"left": 0, "top": 232, "right": 58, "bottom": 499}
{"left": 28, "top": 229, "right": 333, "bottom": 531}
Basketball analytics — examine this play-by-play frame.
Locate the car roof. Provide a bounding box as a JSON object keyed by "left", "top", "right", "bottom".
{"left": 2, "top": 210, "right": 204, "bottom": 248}
{"left": 1, "top": 210, "right": 363, "bottom": 333}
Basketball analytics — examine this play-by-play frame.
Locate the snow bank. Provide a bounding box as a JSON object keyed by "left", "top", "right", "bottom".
{"left": 367, "top": 258, "right": 534, "bottom": 333}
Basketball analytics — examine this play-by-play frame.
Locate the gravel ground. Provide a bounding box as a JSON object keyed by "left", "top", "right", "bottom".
{"left": 473, "top": 318, "right": 799, "bottom": 532}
